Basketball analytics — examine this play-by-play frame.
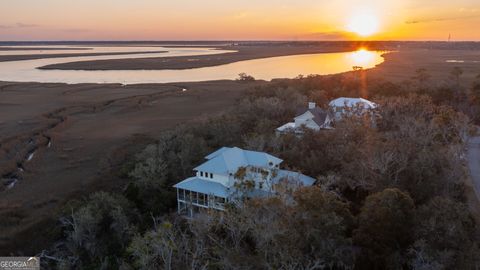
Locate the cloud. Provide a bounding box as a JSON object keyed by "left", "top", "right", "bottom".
{"left": 61, "top": 28, "right": 91, "bottom": 33}
{"left": 406, "top": 14, "right": 480, "bottom": 24}
{"left": 232, "top": 12, "right": 250, "bottom": 20}
{"left": 0, "top": 22, "right": 39, "bottom": 29}
{"left": 298, "top": 31, "right": 355, "bottom": 40}
{"left": 16, "top": 23, "right": 38, "bottom": 28}
{"left": 459, "top": 7, "right": 478, "bottom": 13}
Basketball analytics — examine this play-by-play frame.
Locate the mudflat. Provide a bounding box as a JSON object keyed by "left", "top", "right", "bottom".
{"left": 370, "top": 49, "right": 480, "bottom": 84}
{"left": 33, "top": 46, "right": 480, "bottom": 87}
{"left": 0, "top": 47, "right": 90, "bottom": 51}
{"left": 0, "top": 80, "right": 264, "bottom": 254}
{"left": 0, "top": 51, "right": 166, "bottom": 62}
{"left": 38, "top": 44, "right": 370, "bottom": 70}
{"left": 1, "top": 44, "right": 480, "bottom": 254}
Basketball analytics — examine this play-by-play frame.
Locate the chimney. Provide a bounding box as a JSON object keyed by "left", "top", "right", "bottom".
{"left": 308, "top": 102, "right": 316, "bottom": 109}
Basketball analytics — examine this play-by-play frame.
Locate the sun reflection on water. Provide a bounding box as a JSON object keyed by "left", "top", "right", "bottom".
{"left": 0, "top": 46, "right": 386, "bottom": 84}
{"left": 347, "top": 49, "right": 377, "bottom": 68}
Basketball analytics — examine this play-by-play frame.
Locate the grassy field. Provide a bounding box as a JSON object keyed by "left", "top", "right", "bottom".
{"left": 0, "top": 80, "right": 265, "bottom": 254}
{"left": 1, "top": 44, "right": 480, "bottom": 254}
{"left": 368, "top": 49, "right": 480, "bottom": 85}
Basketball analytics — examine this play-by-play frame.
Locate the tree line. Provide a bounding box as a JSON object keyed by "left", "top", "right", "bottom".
{"left": 45, "top": 68, "right": 480, "bottom": 269}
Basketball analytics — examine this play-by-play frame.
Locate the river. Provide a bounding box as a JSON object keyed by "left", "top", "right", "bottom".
{"left": 0, "top": 46, "right": 384, "bottom": 84}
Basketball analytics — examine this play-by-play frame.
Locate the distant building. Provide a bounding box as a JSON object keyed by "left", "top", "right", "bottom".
{"left": 276, "top": 102, "right": 333, "bottom": 135}
{"left": 329, "top": 97, "right": 377, "bottom": 120}
{"left": 173, "top": 147, "right": 315, "bottom": 217}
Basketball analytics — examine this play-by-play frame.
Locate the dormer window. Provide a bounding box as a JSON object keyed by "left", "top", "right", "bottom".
{"left": 174, "top": 147, "right": 316, "bottom": 217}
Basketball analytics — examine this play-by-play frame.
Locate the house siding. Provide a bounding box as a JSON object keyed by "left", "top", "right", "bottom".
{"left": 174, "top": 147, "right": 315, "bottom": 217}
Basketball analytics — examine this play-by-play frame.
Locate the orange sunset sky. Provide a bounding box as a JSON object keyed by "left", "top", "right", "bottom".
{"left": 1, "top": 0, "right": 480, "bottom": 41}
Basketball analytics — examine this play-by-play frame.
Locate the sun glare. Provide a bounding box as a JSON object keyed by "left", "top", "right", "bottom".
{"left": 347, "top": 13, "right": 379, "bottom": 37}
{"left": 348, "top": 48, "right": 376, "bottom": 66}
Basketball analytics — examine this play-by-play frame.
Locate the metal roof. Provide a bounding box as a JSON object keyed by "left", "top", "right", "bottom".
{"left": 194, "top": 147, "right": 283, "bottom": 175}
{"left": 174, "top": 169, "right": 315, "bottom": 199}
{"left": 273, "top": 169, "right": 316, "bottom": 186}
{"left": 329, "top": 97, "right": 377, "bottom": 109}
{"left": 295, "top": 107, "right": 331, "bottom": 126}
{"left": 173, "top": 177, "right": 231, "bottom": 198}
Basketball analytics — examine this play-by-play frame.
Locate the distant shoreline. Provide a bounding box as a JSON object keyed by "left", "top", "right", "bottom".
{"left": 3, "top": 40, "right": 479, "bottom": 71}
{"left": 0, "top": 50, "right": 166, "bottom": 62}
{"left": 37, "top": 45, "right": 365, "bottom": 71}
{"left": 2, "top": 46, "right": 480, "bottom": 253}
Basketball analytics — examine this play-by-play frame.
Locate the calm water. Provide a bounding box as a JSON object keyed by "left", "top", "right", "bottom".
{"left": 0, "top": 46, "right": 385, "bottom": 84}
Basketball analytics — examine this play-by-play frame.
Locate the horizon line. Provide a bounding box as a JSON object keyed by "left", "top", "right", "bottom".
{"left": 1, "top": 39, "right": 480, "bottom": 43}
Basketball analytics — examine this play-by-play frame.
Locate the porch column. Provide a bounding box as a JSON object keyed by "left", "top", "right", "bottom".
{"left": 176, "top": 188, "right": 180, "bottom": 214}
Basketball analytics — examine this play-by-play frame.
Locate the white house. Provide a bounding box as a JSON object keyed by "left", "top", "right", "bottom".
{"left": 329, "top": 97, "right": 377, "bottom": 120}
{"left": 277, "top": 102, "right": 333, "bottom": 134}
{"left": 173, "top": 147, "right": 315, "bottom": 217}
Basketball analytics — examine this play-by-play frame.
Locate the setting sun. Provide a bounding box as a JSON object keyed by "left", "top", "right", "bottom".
{"left": 347, "top": 13, "right": 380, "bottom": 37}
{"left": 3, "top": 0, "right": 480, "bottom": 267}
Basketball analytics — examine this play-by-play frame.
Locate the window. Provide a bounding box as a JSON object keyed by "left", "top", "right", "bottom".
{"left": 210, "top": 173, "right": 213, "bottom": 179}
{"left": 198, "top": 193, "right": 206, "bottom": 206}
{"left": 252, "top": 167, "right": 263, "bottom": 173}
{"left": 178, "top": 189, "right": 185, "bottom": 200}
{"left": 200, "top": 171, "right": 203, "bottom": 177}
{"left": 191, "top": 191, "right": 198, "bottom": 203}
{"left": 215, "top": 196, "right": 225, "bottom": 205}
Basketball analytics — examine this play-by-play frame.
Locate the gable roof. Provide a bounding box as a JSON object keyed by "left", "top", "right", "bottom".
{"left": 195, "top": 147, "right": 283, "bottom": 175}
{"left": 295, "top": 107, "right": 330, "bottom": 126}
{"left": 174, "top": 170, "right": 315, "bottom": 199}
{"left": 272, "top": 169, "right": 316, "bottom": 186}
{"left": 329, "top": 97, "right": 377, "bottom": 109}
{"left": 174, "top": 177, "right": 231, "bottom": 198}
{"left": 205, "top": 147, "right": 230, "bottom": 160}
{"left": 276, "top": 122, "right": 297, "bottom": 132}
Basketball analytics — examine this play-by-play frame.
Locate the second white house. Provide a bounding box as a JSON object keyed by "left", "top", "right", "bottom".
{"left": 276, "top": 102, "right": 333, "bottom": 134}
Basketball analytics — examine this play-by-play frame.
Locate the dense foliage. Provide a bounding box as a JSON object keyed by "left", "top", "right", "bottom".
{"left": 47, "top": 69, "right": 480, "bottom": 269}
